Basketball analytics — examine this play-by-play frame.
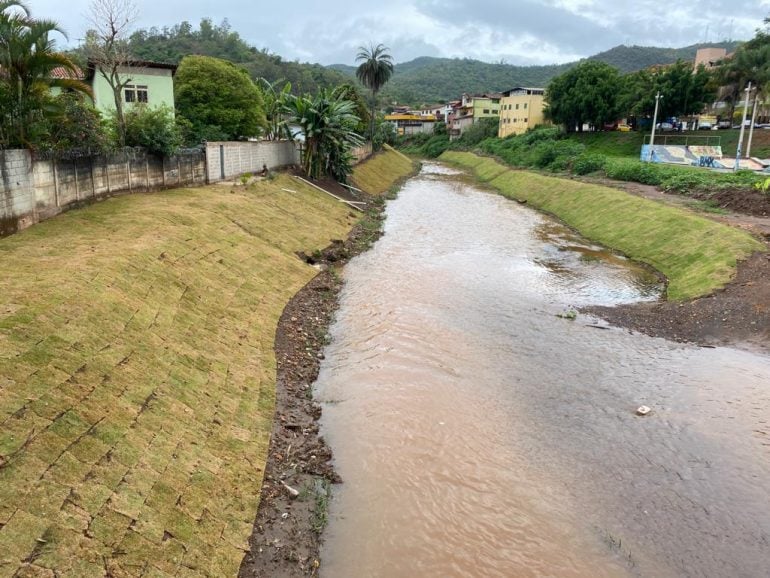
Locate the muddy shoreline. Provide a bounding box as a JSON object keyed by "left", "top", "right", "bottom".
{"left": 238, "top": 175, "right": 408, "bottom": 576}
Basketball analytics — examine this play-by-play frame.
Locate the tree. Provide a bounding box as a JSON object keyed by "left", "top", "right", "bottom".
{"left": 355, "top": 43, "right": 394, "bottom": 141}
{"left": 284, "top": 87, "right": 363, "bottom": 181}
{"left": 619, "top": 61, "right": 716, "bottom": 120}
{"left": 258, "top": 77, "right": 291, "bottom": 141}
{"left": 85, "top": 0, "right": 138, "bottom": 147}
{"left": 174, "top": 55, "right": 266, "bottom": 142}
{"left": 717, "top": 25, "right": 770, "bottom": 121}
{"left": 545, "top": 61, "right": 622, "bottom": 132}
{"left": 0, "top": 3, "right": 91, "bottom": 147}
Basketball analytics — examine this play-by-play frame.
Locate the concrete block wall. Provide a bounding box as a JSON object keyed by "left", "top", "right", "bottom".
{"left": 0, "top": 149, "right": 206, "bottom": 237}
{"left": 0, "top": 150, "right": 35, "bottom": 235}
{"left": 206, "top": 140, "right": 300, "bottom": 183}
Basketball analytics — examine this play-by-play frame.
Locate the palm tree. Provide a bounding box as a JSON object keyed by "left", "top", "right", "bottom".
{"left": 0, "top": 7, "right": 91, "bottom": 146}
{"left": 355, "top": 43, "right": 394, "bottom": 142}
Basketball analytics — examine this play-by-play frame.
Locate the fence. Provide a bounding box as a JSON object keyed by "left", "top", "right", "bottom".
{"left": 205, "top": 140, "right": 300, "bottom": 183}
{"left": 1, "top": 148, "right": 206, "bottom": 236}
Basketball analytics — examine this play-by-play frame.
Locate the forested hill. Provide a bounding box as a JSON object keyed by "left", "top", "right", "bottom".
{"left": 329, "top": 41, "right": 740, "bottom": 105}
{"left": 122, "top": 19, "right": 350, "bottom": 94}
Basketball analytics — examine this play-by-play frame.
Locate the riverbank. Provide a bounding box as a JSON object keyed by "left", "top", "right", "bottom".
{"left": 440, "top": 151, "right": 770, "bottom": 351}
{"left": 239, "top": 148, "right": 418, "bottom": 577}
{"left": 0, "top": 175, "right": 354, "bottom": 576}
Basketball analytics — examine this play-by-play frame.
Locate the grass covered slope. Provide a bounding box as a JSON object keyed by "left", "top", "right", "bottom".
{"left": 350, "top": 144, "right": 416, "bottom": 195}
{"left": 440, "top": 151, "right": 765, "bottom": 300}
{"left": 0, "top": 175, "right": 354, "bottom": 576}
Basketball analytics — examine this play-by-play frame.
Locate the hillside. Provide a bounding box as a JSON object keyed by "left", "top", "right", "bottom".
{"left": 125, "top": 19, "right": 350, "bottom": 94}
{"left": 330, "top": 41, "right": 741, "bottom": 105}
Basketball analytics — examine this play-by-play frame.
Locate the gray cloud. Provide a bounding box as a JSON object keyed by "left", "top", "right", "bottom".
{"left": 28, "top": 0, "right": 770, "bottom": 65}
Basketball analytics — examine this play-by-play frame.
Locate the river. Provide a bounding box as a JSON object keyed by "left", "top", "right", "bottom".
{"left": 315, "top": 163, "right": 770, "bottom": 577}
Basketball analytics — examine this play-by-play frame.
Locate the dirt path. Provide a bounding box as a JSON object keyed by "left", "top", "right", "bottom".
{"left": 575, "top": 175, "right": 770, "bottom": 353}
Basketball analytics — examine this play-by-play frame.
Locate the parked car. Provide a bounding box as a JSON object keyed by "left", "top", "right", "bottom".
{"left": 617, "top": 124, "right": 632, "bottom": 132}
{"left": 698, "top": 122, "right": 713, "bottom": 130}
{"left": 717, "top": 121, "right": 731, "bottom": 129}
{"left": 655, "top": 122, "right": 675, "bottom": 131}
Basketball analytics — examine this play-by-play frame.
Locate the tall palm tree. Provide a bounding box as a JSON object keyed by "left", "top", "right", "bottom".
{"left": 355, "top": 43, "right": 394, "bottom": 142}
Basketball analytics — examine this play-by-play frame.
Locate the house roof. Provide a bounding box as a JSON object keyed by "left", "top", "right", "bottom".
{"left": 85, "top": 59, "right": 178, "bottom": 79}
{"left": 502, "top": 87, "right": 545, "bottom": 96}
{"left": 50, "top": 65, "right": 85, "bottom": 80}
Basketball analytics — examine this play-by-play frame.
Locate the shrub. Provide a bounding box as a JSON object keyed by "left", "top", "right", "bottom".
{"left": 121, "top": 105, "right": 183, "bottom": 156}
{"left": 572, "top": 153, "right": 607, "bottom": 175}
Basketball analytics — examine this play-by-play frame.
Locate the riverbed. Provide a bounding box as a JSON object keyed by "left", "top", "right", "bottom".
{"left": 315, "top": 163, "right": 770, "bottom": 577}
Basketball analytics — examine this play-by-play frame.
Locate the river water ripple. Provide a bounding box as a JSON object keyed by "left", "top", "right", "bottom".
{"left": 316, "top": 163, "right": 770, "bottom": 577}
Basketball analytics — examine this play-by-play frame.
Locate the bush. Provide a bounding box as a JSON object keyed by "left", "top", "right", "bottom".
{"left": 572, "top": 153, "right": 607, "bottom": 175}
{"left": 121, "top": 105, "right": 183, "bottom": 156}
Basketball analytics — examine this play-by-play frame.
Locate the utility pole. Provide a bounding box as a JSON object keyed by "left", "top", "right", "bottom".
{"left": 648, "top": 92, "right": 662, "bottom": 162}
{"left": 734, "top": 82, "right": 751, "bottom": 171}
{"left": 745, "top": 90, "right": 759, "bottom": 159}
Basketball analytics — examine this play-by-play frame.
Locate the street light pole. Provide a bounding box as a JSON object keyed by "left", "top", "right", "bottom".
{"left": 746, "top": 88, "right": 759, "bottom": 159}
{"left": 648, "top": 91, "right": 662, "bottom": 162}
{"left": 734, "top": 82, "right": 751, "bottom": 171}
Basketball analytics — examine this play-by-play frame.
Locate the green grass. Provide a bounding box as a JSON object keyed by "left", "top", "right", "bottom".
{"left": 351, "top": 144, "right": 416, "bottom": 195}
{"left": 0, "top": 174, "right": 357, "bottom": 576}
{"left": 440, "top": 151, "right": 765, "bottom": 300}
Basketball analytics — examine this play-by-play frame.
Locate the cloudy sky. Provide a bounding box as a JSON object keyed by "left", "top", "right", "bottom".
{"left": 31, "top": 0, "right": 770, "bottom": 65}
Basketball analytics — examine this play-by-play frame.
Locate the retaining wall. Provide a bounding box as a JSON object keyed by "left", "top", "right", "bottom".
{"left": 0, "top": 148, "right": 206, "bottom": 236}
{"left": 205, "top": 140, "right": 300, "bottom": 183}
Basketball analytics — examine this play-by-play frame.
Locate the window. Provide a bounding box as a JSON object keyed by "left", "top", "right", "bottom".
{"left": 124, "top": 84, "right": 149, "bottom": 103}
{"left": 515, "top": 103, "right": 519, "bottom": 110}
{"left": 523, "top": 103, "right": 528, "bottom": 109}
{"left": 483, "top": 109, "right": 490, "bottom": 114}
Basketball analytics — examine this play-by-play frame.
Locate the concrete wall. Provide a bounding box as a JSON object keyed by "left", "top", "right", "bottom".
{"left": 0, "top": 148, "right": 206, "bottom": 236}
{"left": 205, "top": 140, "right": 300, "bottom": 183}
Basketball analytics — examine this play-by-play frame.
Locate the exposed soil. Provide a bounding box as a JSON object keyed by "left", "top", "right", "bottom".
{"left": 238, "top": 161, "right": 415, "bottom": 577}
{"left": 573, "top": 175, "right": 770, "bottom": 353}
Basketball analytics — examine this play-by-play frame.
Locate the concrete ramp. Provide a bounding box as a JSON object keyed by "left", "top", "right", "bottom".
{"left": 640, "top": 144, "right": 724, "bottom": 167}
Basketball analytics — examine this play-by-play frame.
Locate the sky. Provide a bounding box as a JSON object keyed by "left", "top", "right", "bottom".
{"left": 31, "top": 0, "right": 770, "bottom": 66}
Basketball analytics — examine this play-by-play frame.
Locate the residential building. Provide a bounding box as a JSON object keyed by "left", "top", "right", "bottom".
{"left": 52, "top": 60, "right": 177, "bottom": 115}
{"left": 498, "top": 87, "right": 547, "bottom": 138}
{"left": 448, "top": 93, "right": 501, "bottom": 139}
{"left": 694, "top": 47, "right": 728, "bottom": 70}
{"left": 87, "top": 61, "right": 177, "bottom": 116}
{"left": 385, "top": 113, "right": 438, "bottom": 135}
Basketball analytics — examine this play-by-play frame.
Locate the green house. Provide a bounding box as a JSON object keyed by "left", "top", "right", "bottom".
{"left": 52, "top": 60, "right": 177, "bottom": 115}
{"left": 87, "top": 60, "right": 177, "bottom": 115}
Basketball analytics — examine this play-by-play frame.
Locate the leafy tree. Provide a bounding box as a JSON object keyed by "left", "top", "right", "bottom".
{"left": 457, "top": 117, "right": 499, "bottom": 146}
{"left": 85, "top": 0, "right": 138, "bottom": 147}
{"left": 284, "top": 87, "right": 363, "bottom": 181}
{"left": 716, "top": 24, "right": 770, "bottom": 120}
{"left": 619, "top": 61, "right": 715, "bottom": 120}
{"left": 0, "top": 2, "right": 91, "bottom": 147}
{"left": 546, "top": 61, "right": 622, "bottom": 132}
{"left": 121, "top": 104, "right": 182, "bottom": 155}
{"left": 355, "top": 43, "right": 394, "bottom": 140}
{"left": 174, "top": 55, "right": 266, "bottom": 142}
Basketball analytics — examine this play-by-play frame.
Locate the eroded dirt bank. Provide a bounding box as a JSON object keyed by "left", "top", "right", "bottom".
{"left": 585, "top": 250, "right": 770, "bottom": 353}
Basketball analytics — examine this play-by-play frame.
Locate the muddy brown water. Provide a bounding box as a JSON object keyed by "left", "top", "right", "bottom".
{"left": 315, "top": 163, "right": 770, "bottom": 577}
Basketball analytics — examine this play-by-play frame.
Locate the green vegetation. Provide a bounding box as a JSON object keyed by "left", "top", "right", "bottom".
{"left": 440, "top": 151, "right": 764, "bottom": 300}
{"left": 175, "top": 55, "right": 268, "bottom": 142}
{"left": 0, "top": 2, "right": 91, "bottom": 148}
{"left": 351, "top": 145, "right": 416, "bottom": 194}
{"left": 547, "top": 61, "right": 623, "bottom": 132}
{"left": 329, "top": 42, "right": 738, "bottom": 106}
{"left": 121, "top": 104, "right": 183, "bottom": 156}
{"left": 355, "top": 44, "right": 394, "bottom": 141}
{"left": 285, "top": 87, "right": 364, "bottom": 181}
{"left": 126, "top": 19, "right": 350, "bottom": 95}
{"left": 0, "top": 173, "right": 356, "bottom": 575}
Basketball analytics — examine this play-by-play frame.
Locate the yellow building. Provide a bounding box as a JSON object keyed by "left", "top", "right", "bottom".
{"left": 498, "top": 87, "right": 547, "bottom": 138}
